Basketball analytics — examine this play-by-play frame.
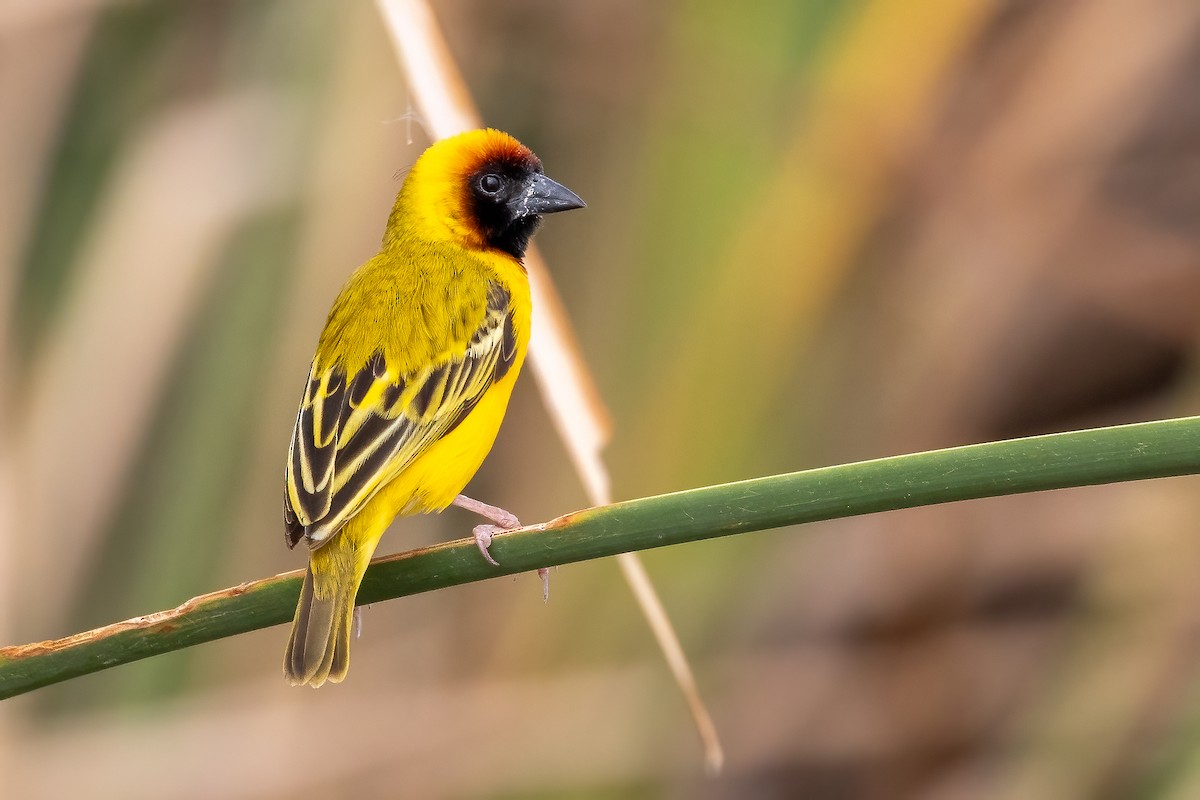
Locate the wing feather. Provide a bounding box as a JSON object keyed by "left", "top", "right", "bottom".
{"left": 284, "top": 281, "right": 516, "bottom": 548}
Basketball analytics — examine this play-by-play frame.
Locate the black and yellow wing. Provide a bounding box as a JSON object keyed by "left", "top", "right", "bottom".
{"left": 284, "top": 281, "right": 518, "bottom": 548}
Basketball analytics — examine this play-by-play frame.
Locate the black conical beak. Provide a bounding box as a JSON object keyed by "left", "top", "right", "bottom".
{"left": 512, "top": 173, "right": 586, "bottom": 217}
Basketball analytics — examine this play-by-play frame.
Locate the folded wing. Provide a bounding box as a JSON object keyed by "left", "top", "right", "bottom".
{"left": 284, "top": 281, "right": 518, "bottom": 548}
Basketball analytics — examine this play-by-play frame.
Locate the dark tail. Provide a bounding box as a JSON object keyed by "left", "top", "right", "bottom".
{"left": 283, "top": 563, "right": 358, "bottom": 687}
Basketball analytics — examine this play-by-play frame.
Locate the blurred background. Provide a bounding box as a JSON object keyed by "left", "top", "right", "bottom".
{"left": 5, "top": 0, "right": 1200, "bottom": 797}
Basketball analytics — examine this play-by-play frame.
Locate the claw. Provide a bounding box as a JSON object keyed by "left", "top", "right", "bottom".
{"left": 473, "top": 524, "right": 502, "bottom": 567}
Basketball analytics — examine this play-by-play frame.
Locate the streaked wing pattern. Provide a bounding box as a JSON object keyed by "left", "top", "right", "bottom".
{"left": 285, "top": 281, "right": 517, "bottom": 548}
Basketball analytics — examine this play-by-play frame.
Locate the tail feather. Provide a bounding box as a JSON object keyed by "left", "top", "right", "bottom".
{"left": 329, "top": 606, "right": 355, "bottom": 680}
{"left": 284, "top": 536, "right": 370, "bottom": 687}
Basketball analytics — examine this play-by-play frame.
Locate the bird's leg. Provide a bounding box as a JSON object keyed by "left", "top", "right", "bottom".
{"left": 454, "top": 494, "right": 518, "bottom": 567}
{"left": 453, "top": 494, "right": 520, "bottom": 529}
{"left": 453, "top": 494, "right": 550, "bottom": 600}
{"left": 452, "top": 494, "right": 517, "bottom": 566}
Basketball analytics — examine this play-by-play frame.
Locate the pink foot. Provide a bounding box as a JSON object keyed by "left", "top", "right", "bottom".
{"left": 456, "top": 494, "right": 549, "bottom": 599}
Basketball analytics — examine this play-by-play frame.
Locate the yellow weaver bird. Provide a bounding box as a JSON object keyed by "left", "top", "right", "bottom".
{"left": 283, "top": 129, "right": 584, "bottom": 687}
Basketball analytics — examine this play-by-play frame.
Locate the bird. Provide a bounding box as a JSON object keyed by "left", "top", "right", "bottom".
{"left": 282, "top": 129, "right": 584, "bottom": 687}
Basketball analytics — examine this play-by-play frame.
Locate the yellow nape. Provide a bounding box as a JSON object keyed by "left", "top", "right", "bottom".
{"left": 385, "top": 129, "right": 541, "bottom": 252}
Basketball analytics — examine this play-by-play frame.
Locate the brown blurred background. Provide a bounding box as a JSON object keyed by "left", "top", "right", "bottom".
{"left": 5, "top": 0, "right": 1200, "bottom": 797}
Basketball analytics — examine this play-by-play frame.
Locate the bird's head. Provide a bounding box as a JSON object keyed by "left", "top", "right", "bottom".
{"left": 392, "top": 129, "right": 585, "bottom": 259}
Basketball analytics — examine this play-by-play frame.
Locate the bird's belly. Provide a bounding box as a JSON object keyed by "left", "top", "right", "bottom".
{"left": 375, "top": 371, "right": 520, "bottom": 519}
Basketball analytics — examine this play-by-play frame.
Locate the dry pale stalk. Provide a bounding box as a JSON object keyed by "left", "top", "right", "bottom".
{"left": 376, "top": 0, "right": 723, "bottom": 773}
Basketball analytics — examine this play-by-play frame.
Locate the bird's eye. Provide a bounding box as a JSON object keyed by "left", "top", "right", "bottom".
{"left": 479, "top": 174, "right": 503, "bottom": 194}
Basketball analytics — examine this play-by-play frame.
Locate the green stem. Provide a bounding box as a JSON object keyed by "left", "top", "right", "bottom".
{"left": 4, "top": 415, "right": 1200, "bottom": 699}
